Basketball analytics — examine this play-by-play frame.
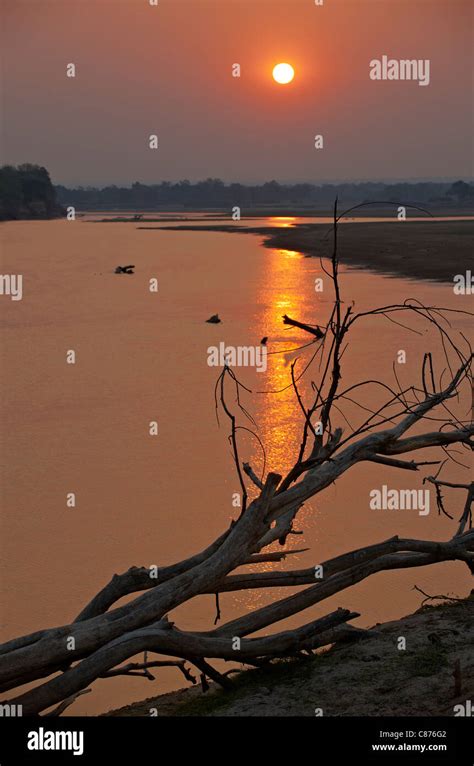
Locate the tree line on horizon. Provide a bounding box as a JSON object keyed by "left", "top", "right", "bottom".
{"left": 0, "top": 165, "right": 473, "bottom": 218}
{"left": 55, "top": 177, "right": 474, "bottom": 211}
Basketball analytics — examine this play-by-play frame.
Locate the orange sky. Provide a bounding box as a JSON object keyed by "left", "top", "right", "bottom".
{"left": 2, "top": 0, "right": 472, "bottom": 184}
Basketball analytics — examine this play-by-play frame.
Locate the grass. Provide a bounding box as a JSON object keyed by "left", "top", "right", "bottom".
{"left": 172, "top": 655, "right": 323, "bottom": 717}
{"left": 399, "top": 645, "right": 449, "bottom": 678}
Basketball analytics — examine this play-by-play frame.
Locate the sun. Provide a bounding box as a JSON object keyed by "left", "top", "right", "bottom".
{"left": 272, "top": 63, "right": 295, "bottom": 85}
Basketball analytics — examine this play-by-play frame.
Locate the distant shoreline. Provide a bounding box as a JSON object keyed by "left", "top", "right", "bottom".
{"left": 144, "top": 219, "right": 474, "bottom": 283}
{"left": 85, "top": 205, "right": 474, "bottom": 219}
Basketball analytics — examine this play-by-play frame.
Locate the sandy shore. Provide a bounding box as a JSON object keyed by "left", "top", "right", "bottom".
{"left": 149, "top": 219, "right": 474, "bottom": 283}
{"left": 106, "top": 597, "right": 473, "bottom": 717}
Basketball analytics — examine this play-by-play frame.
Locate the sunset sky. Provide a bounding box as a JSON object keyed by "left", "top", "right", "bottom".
{"left": 2, "top": 0, "right": 472, "bottom": 186}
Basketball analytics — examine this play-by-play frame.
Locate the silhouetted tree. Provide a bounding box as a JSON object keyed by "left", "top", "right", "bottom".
{"left": 449, "top": 180, "right": 474, "bottom": 202}
{"left": 0, "top": 164, "right": 64, "bottom": 220}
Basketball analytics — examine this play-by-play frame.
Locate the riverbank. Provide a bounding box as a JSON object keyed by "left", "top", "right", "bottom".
{"left": 106, "top": 596, "right": 473, "bottom": 717}
{"left": 148, "top": 219, "right": 474, "bottom": 283}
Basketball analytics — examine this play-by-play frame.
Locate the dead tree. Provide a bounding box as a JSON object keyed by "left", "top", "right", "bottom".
{"left": 1, "top": 200, "right": 472, "bottom": 715}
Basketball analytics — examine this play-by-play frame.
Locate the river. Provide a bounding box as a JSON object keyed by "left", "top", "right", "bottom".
{"left": 0, "top": 217, "right": 472, "bottom": 714}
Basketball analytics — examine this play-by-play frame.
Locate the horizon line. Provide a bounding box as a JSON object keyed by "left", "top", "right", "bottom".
{"left": 53, "top": 176, "right": 474, "bottom": 189}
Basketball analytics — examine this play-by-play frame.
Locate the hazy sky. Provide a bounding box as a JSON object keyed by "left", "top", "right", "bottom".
{"left": 2, "top": 0, "right": 472, "bottom": 186}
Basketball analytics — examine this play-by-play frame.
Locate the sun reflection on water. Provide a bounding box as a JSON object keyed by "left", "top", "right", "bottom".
{"left": 231, "top": 248, "right": 325, "bottom": 613}
{"left": 268, "top": 217, "right": 297, "bottom": 228}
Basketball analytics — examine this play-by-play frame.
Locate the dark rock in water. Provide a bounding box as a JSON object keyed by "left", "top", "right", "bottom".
{"left": 115, "top": 265, "right": 135, "bottom": 274}
{"left": 206, "top": 314, "right": 221, "bottom": 323}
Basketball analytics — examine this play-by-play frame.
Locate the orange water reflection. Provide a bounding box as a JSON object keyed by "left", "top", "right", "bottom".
{"left": 268, "top": 217, "right": 297, "bottom": 228}
{"left": 232, "top": 248, "right": 324, "bottom": 613}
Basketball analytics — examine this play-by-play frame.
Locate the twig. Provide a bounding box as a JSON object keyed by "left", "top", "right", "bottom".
{"left": 44, "top": 689, "right": 91, "bottom": 717}
{"left": 412, "top": 585, "right": 465, "bottom": 606}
